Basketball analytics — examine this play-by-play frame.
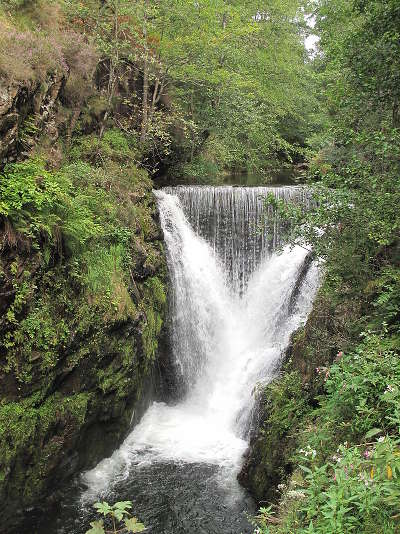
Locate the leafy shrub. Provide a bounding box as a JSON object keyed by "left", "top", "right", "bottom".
{"left": 252, "top": 332, "right": 400, "bottom": 534}
{"left": 179, "top": 156, "right": 221, "bottom": 184}
{"left": 265, "top": 129, "right": 400, "bottom": 294}
{"left": 86, "top": 501, "right": 145, "bottom": 534}
{"left": 304, "top": 333, "right": 400, "bottom": 456}
{"left": 254, "top": 436, "right": 400, "bottom": 534}
{"left": 370, "top": 267, "right": 400, "bottom": 337}
{"left": 295, "top": 437, "right": 400, "bottom": 534}
{"left": 0, "top": 159, "right": 59, "bottom": 221}
{"left": 69, "top": 130, "right": 138, "bottom": 166}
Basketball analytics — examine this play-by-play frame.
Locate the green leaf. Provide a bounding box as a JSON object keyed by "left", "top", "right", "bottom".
{"left": 94, "top": 501, "right": 113, "bottom": 516}
{"left": 299, "top": 464, "right": 312, "bottom": 474}
{"left": 114, "top": 509, "right": 125, "bottom": 521}
{"left": 85, "top": 520, "right": 105, "bottom": 534}
{"left": 365, "top": 428, "right": 382, "bottom": 439}
{"left": 113, "top": 500, "right": 133, "bottom": 512}
{"left": 124, "top": 517, "right": 146, "bottom": 533}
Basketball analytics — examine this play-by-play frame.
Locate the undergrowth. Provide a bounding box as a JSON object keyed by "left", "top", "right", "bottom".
{"left": 0, "top": 128, "right": 164, "bottom": 384}
{"left": 252, "top": 267, "right": 400, "bottom": 534}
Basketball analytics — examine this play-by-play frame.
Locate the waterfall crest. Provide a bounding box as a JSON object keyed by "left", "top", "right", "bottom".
{"left": 81, "top": 185, "right": 318, "bottom": 503}
{"left": 164, "top": 185, "right": 310, "bottom": 293}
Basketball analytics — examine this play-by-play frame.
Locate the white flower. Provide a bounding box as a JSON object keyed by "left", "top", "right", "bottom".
{"left": 287, "top": 490, "right": 306, "bottom": 499}
{"left": 378, "top": 436, "right": 385, "bottom": 443}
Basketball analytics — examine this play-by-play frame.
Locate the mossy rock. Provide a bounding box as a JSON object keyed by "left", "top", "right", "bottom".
{"left": 238, "top": 283, "right": 364, "bottom": 505}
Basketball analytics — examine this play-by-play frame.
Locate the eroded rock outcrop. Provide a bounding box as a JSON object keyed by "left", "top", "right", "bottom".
{"left": 0, "top": 72, "right": 168, "bottom": 533}
{"left": 0, "top": 72, "right": 66, "bottom": 163}
{"left": 0, "top": 175, "right": 167, "bottom": 531}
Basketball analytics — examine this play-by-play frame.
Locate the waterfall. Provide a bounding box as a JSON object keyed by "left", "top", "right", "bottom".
{"left": 163, "top": 185, "right": 311, "bottom": 294}
{"left": 81, "top": 185, "right": 319, "bottom": 513}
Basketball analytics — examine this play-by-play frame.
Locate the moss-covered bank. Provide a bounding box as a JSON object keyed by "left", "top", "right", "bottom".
{"left": 0, "top": 40, "right": 168, "bottom": 534}
{"left": 0, "top": 149, "right": 167, "bottom": 528}
{"left": 0, "top": 3, "right": 173, "bottom": 528}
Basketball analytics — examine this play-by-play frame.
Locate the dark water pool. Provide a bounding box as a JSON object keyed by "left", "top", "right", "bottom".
{"left": 20, "top": 462, "right": 254, "bottom": 534}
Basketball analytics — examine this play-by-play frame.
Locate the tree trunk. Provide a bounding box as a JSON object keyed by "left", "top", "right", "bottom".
{"left": 67, "top": 108, "right": 81, "bottom": 146}
{"left": 140, "top": 0, "right": 149, "bottom": 143}
{"left": 140, "top": 59, "right": 149, "bottom": 143}
{"left": 148, "top": 78, "right": 160, "bottom": 129}
{"left": 393, "top": 98, "right": 399, "bottom": 128}
{"left": 100, "top": 0, "right": 119, "bottom": 139}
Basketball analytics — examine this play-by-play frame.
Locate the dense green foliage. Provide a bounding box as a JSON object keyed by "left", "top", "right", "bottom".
{"left": 0, "top": 0, "right": 317, "bottom": 180}
{"left": 253, "top": 333, "right": 400, "bottom": 533}
{"left": 253, "top": 0, "right": 400, "bottom": 532}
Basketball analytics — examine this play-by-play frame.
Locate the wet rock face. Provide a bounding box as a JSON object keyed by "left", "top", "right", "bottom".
{"left": 0, "top": 191, "right": 167, "bottom": 522}
{"left": 237, "top": 289, "right": 362, "bottom": 505}
{"left": 238, "top": 432, "right": 291, "bottom": 504}
{"left": 0, "top": 72, "right": 65, "bottom": 163}
{"left": 0, "top": 222, "right": 167, "bottom": 533}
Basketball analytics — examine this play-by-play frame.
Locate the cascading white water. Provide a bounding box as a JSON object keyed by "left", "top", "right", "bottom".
{"left": 164, "top": 185, "right": 311, "bottom": 294}
{"left": 81, "top": 186, "right": 319, "bottom": 509}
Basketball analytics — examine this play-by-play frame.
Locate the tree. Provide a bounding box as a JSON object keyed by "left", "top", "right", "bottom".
{"left": 272, "top": 0, "right": 400, "bottom": 292}
{"left": 64, "top": 0, "right": 317, "bottom": 176}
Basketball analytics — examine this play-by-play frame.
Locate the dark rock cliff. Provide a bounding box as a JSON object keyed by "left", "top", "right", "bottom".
{"left": 0, "top": 72, "right": 66, "bottom": 164}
